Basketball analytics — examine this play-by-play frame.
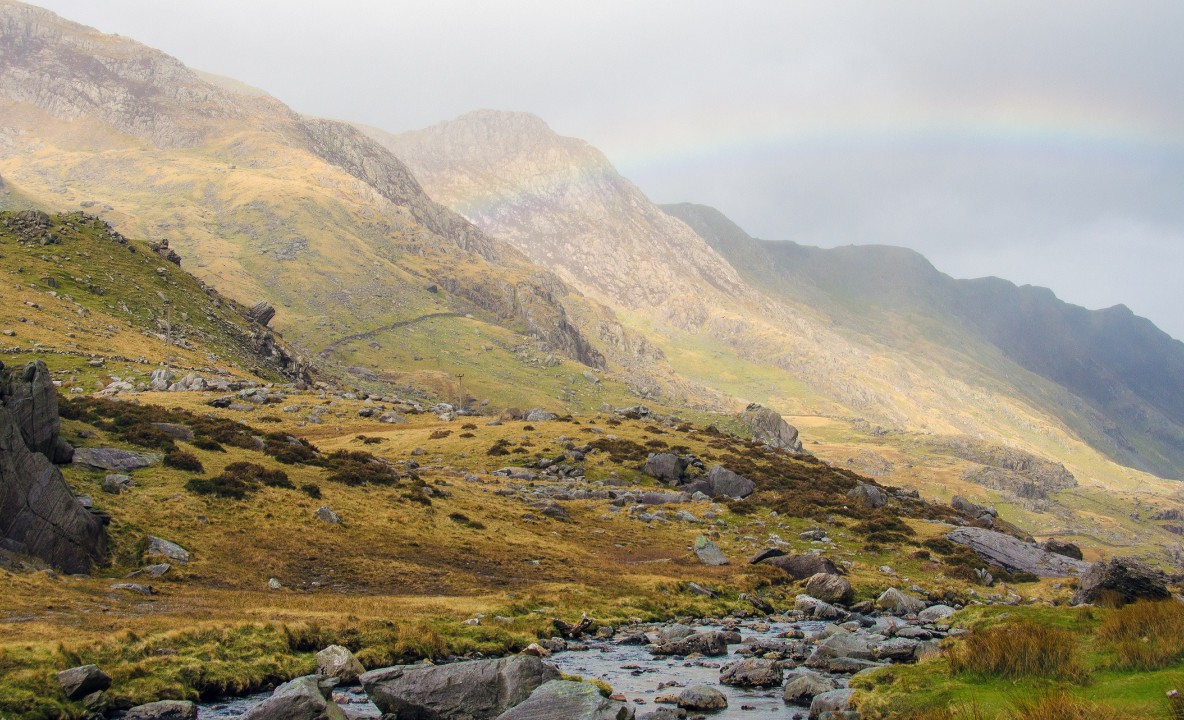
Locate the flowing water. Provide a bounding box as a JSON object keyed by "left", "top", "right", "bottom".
{"left": 195, "top": 619, "right": 847, "bottom": 719}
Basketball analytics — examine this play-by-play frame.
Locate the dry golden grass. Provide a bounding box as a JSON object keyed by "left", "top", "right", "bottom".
{"left": 946, "top": 623, "right": 1088, "bottom": 682}
{"left": 1098, "top": 600, "right": 1184, "bottom": 671}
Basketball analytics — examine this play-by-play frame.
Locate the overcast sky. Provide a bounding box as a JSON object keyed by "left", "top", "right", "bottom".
{"left": 32, "top": 0, "right": 1184, "bottom": 340}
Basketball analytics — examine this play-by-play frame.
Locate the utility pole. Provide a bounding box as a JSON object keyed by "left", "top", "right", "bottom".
{"left": 456, "top": 373, "right": 465, "bottom": 413}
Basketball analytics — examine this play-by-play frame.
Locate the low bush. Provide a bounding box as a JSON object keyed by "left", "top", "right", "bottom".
{"left": 224, "top": 461, "right": 292, "bottom": 489}
{"left": 186, "top": 474, "right": 252, "bottom": 500}
{"left": 429, "top": 429, "right": 451, "bottom": 439}
{"left": 448, "top": 512, "right": 486, "bottom": 530}
{"left": 301, "top": 483, "right": 322, "bottom": 499}
{"left": 115, "top": 423, "right": 177, "bottom": 452}
{"left": 323, "top": 450, "right": 400, "bottom": 486}
{"left": 164, "top": 449, "right": 204, "bottom": 473}
{"left": 946, "top": 622, "right": 1087, "bottom": 682}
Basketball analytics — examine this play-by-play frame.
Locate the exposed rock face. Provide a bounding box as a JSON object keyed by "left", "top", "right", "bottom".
{"left": 739, "top": 403, "right": 803, "bottom": 453}
{"left": 946, "top": 526, "right": 1090, "bottom": 577}
{"left": 685, "top": 466, "right": 755, "bottom": 499}
{"left": 72, "top": 447, "right": 163, "bottom": 472}
{"left": 1, "top": 360, "right": 72, "bottom": 462}
{"left": 494, "top": 680, "right": 634, "bottom": 720}
{"left": 1071, "top": 557, "right": 1171, "bottom": 606}
{"left": 758, "top": 554, "right": 840, "bottom": 580}
{"left": 361, "top": 656, "right": 561, "bottom": 719}
{"left": 1, "top": 362, "right": 107, "bottom": 573}
{"left": 247, "top": 302, "right": 276, "bottom": 326}
{"left": 239, "top": 675, "right": 346, "bottom": 720}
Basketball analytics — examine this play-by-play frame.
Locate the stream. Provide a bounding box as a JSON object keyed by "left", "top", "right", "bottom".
{"left": 194, "top": 618, "right": 852, "bottom": 719}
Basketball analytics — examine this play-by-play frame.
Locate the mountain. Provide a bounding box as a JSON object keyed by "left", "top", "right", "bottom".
{"left": 664, "top": 202, "right": 1184, "bottom": 479}
{"left": 0, "top": 0, "right": 700, "bottom": 410}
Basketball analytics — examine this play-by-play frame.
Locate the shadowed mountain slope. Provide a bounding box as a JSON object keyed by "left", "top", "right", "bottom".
{"left": 664, "top": 202, "right": 1184, "bottom": 478}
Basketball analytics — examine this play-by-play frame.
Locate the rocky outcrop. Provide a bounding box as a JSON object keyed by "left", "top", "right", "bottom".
{"left": 847, "top": 483, "right": 887, "bottom": 509}
{"left": 805, "top": 573, "right": 853, "bottom": 604}
{"left": 247, "top": 302, "right": 276, "bottom": 327}
{"left": 1043, "top": 539, "right": 1084, "bottom": 560}
{"left": 739, "top": 403, "right": 803, "bottom": 453}
{"left": 55, "top": 665, "right": 111, "bottom": 701}
{"left": 72, "top": 447, "right": 163, "bottom": 472}
{"left": 946, "top": 526, "right": 1090, "bottom": 577}
{"left": 1071, "top": 557, "right": 1171, "bottom": 606}
{"left": 494, "top": 680, "right": 634, "bottom": 720}
{"left": 758, "top": 554, "right": 841, "bottom": 580}
{"left": 684, "top": 466, "right": 755, "bottom": 499}
{"left": 1, "top": 361, "right": 107, "bottom": 573}
{"left": 239, "top": 675, "right": 346, "bottom": 720}
{"left": 361, "top": 655, "right": 560, "bottom": 719}
{"left": 1, "top": 360, "right": 72, "bottom": 463}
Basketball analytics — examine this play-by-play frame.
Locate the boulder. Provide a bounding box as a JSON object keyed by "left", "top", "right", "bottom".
{"left": 809, "top": 688, "right": 854, "bottom": 719}
{"left": 946, "top": 526, "right": 1090, "bottom": 577}
{"left": 151, "top": 422, "right": 194, "bottom": 441}
{"left": 701, "top": 465, "right": 755, "bottom": 499}
{"left": 759, "top": 554, "right": 840, "bottom": 580}
{"left": 805, "top": 573, "right": 853, "bottom": 604}
{"left": 676, "top": 685, "right": 727, "bottom": 711}
{"left": 875, "top": 588, "right": 926, "bottom": 615}
{"left": 719, "top": 657, "right": 783, "bottom": 687}
{"left": 782, "top": 670, "right": 839, "bottom": 705}
{"left": 951, "top": 495, "right": 994, "bottom": 518}
{"left": 361, "top": 655, "right": 560, "bottom": 719}
{"left": 1, "top": 378, "right": 107, "bottom": 573}
{"left": 525, "top": 409, "right": 557, "bottom": 422}
{"left": 749, "top": 547, "right": 786, "bottom": 564}
{"left": 72, "top": 447, "right": 163, "bottom": 472}
{"left": 809, "top": 628, "right": 873, "bottom": 662}
{"left": 639, "top": 709, "right": 686, "bottom": 720}
{"left": 316, "top": 645, "right": 365, "bottom": 684}
{"left": 494, "top": 680, "right": 634, "bottom": 720}
{"left": 147, "top": 536, "right": 190, "bottom": 563}
{"left": 651, "top": 631, "right": 729, "bottom": 657}
{"left": 794, "top": 594, "right": 846, "bottom": 621}
{"left": 55, "top": 664, "right": 111, "bottom": 701}
{"left": 1043, "top": 538, "right": 1084, "bottom": 561}
{"left": 739, "top": 403, "right": 804, "bottom": 453}
{"left": 248, "top": 302, "right": 276, "bottom": 327}
{"left": 847, "top": 483, "right": 887, "bottom": 509}
{"left": 149, "top": 368, "right": 175, "bottom": 392}
{"left": 644, "top": 453, "right": 687, "bottom": 484}
{"left": 316, "top": 506, "right": 342, "bottom": 524}
{"left": 123, "top": 700, "right": 198, "bottom": 720}
{"left": 693, "top": 536, "right": 728, "bottom": 565}
{"left": 102, "top": 474, "right": 134, "bottom": 494}
{"left": 917, "top": 605, "right": 956, "bottom": 623}
{"left": 872, "top": 637, "right": 921, "bottom": 662}
{"left": 239, "top": 675, "right": 346, "bottom": 720}
{"left": 1, "top": 360, "right": 73, "bottom": 462}
{"left": 1071, "top": 557, "right": 1171, "bottom": 606}
{"left": 658, "top": 624, "right": 695, "bottom": 643}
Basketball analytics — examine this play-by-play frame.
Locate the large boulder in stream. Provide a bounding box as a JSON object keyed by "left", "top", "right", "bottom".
{"left": 239, "top": 675, "right": 345, "bottom": 720}
{"left": 361, "top": 655, "right": 560, "bottom": 719}
{"left": 495, "top": 680, "right": 634, "bottom": 720}
{"left": 1, "top": 362, "right": 107, "bottom": 573}
{"left": 123, "top": 700, "right": 198, "bottom": 720}
{"left": 651, "top": 630, "right": 730, "bottom": 657}
{"left": 946, "top": 526, "right": 1090, "bottom": 576}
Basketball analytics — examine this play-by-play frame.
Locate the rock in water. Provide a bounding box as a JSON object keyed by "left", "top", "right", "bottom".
{"left": 945, "top": 526, "right": 1090, "bottom": 577}
{"left": 810, "top": 688, "right": 854, "bottom": 718}
{"left": 650, "top": 631, "right": 730, "bottom": 657}
{"left": 876, "top": 587, "right": 926, "bottom": 615}
{"left": 361, "top": 655, "right": 560, "bottom": 719}
{"left": 804, "top": 573, "right": 853, "bottom": 604}
{"left": 1, "top": 365, "right": 107, "bottom": 573}
{"left": 123, "top": 700, "right": 198, "bottom": 720}
{"left": 782, "top": 670, "right": 838, "bottom": 705}
{"left": 676, "top": 686, "right": 727, "bottom": 711}
{"left": 1071, "top": 557, "right": 1171, "bottom": 606}
{"left": 739, "top": 403, "right": 803, "bottom": 453}
{"left": 316, "top": 645, "right": 365, "bottom": 684}
{"left": 0, "top": 360, "right": 73, "bottom": 462}
{"left": 719, "top": 658, "right": 783, "bottom": 687}
{"left": 239, "top": 675, "right": 346, "bottom": 720}
{"left": 693, "top": 536, "right": 729, "bottom": 565}
{"left": 494, "top": 680, "right": 634, "bottom": 720}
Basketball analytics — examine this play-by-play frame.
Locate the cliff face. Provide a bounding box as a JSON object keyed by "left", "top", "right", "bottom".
{"left": 0, "top": 361, "right": 106, "bottom": 573}
{"left": 371, "top": 110, "right": 752, "bottom": 311}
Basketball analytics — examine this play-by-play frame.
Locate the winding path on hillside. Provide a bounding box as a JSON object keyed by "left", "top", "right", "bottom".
{"left": 315, "top": 312, "right": 463, "bottom": 361}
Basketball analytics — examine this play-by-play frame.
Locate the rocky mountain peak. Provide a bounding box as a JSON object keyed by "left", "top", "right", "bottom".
{"left": 374, "top": 112, "right": 752, "bottom": 312}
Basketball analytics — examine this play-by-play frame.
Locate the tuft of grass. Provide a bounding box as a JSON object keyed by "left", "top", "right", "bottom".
{"left": 1098, "top": 601, "right": 1184, "bottom": 671}
{"left": 946, "top": 622, "right": 1088, "bottom": 682}
{"left": 1010, "top": 692, "right": 1138, "bottom": 720}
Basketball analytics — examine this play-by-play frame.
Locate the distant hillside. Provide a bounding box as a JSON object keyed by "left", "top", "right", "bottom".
{"left": 665, "top": 202, "right": 1184, "bottom": 478}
